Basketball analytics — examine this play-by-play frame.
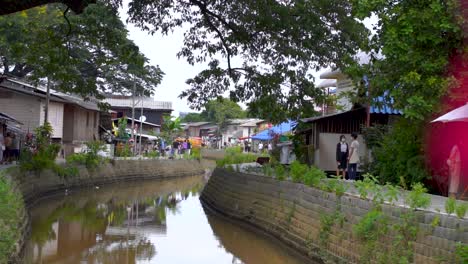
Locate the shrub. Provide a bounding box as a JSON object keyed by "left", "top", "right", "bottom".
{"left": 406, "top": 183, "right": 431, "bottom": 210}
{"left": 262, "top": 164, "right": 274, "bottom": 177}
{"left": 216, "top": 151, "right": 260, "bottom": 167}
{"left": 20, "top": 143, "right": 60, "bottom": 172}
{"left": 0, "top": 174, "right": 24, "bottom": 263}
{"left": 144, "top": 150, "right": 160, "bottom": 158}
{"left": 445, "top": 197, "right": 456, "bottom": 215}
{"left": 191, "top": 147, "right": 201, "bottom": 160}
{"left": 290, "top": 161, "right": 308, "bottom": 183}
{"left": 303, "top": 166, "right": 326, "bottom": 187}
{"left": 116, "top": 143, "right": 132, "bottom": 157}
{"left": 225, "top": 146, "right": 243, "bottom": 155}
{"left": 354, "top": 208, "right": 387, "bottom": 241}
{"left": 66, "top": 141, "right": 107, "bottom": 169}
{"left": 370, "top": 119, "right": 430, "bottom": 189}
{"left": 455, "top": 202, "right": 467, "bottom": 219}
{"left": 275, "top": 165, "right": 286, "bottom": 180}
{"left": 455, "top": 242, "right": 468, "bottom": 264}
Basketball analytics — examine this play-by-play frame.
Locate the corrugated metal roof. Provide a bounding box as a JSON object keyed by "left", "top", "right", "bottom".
{"left": 103, "top": 97, "right": 172, "bottom": 110}
{"left": 370, "top": 95, "right": 403, "bottom": 115}
{"left": 4, "top": 78, "right": 100, "bottom": 111}
{"left": 185, "top": 122, "right": 212, "bottom": 127}
{"left": 239, "top": 119, "right": 264, "bottom": 127}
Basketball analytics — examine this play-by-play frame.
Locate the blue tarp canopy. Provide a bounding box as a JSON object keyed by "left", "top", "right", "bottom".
{"left": 251, "top": 121, "right": 297, "bottom": 141}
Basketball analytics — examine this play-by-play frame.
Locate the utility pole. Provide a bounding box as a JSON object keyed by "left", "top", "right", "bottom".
{"left": 138, "top": 97, "right": 143, "bottom": 155}
{"left": 131, "top": 77, "right": 136, "bottom": 154}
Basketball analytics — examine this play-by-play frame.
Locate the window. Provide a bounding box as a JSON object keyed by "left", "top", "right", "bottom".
{"left": 233, "top": 126, "right": 238, "bottom": 131}
{"left": 86, "top": 112, "right": 90, "bottom": 127}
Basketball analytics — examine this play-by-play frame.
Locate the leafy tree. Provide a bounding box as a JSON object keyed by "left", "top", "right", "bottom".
{"left": 345, "top": 0, "right": 463, "bottom": 188}
{"left": 161, "top": 115, "right": 183, "bottom": 142}
{"left": 200, "top": 98, "right": 246, "bottom": 132}
{"left": 347, "top": 0, "right": 462, "bottom": 120}
{"left": 123, "top": 0, "right": 369, "bottom": 122}
{"left": 0, "top": 3, "right": 163, "bottom": 99}
{"left": 180, "top": 113, "right": 205, "bottom": 123}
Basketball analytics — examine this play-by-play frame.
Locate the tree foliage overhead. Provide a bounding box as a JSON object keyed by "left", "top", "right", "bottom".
{"left": 122, "top": 0, "right": 369, "bottom": 122}
{"left": 348, "top": 0, "right": 463, "bottom": 121}
{"left": 0, "top": 3, "right": 163, "bottom": 98}
{"left": 347, "top": 0, "right": 464, "bottom": 189}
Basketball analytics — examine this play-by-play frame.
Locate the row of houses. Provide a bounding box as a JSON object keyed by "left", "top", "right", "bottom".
{"left": 183, "top": 118, "right": 272, "bottom": 145}
{"left": 0, "top": 76, "right": 172, "bottom": 156}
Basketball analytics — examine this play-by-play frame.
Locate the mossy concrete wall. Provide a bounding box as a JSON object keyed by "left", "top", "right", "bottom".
{"left": 201, "top": 169, "right": 468, "bottom": 264}
{"left": 6, "top": 159, "right": 204, "bottom": 263}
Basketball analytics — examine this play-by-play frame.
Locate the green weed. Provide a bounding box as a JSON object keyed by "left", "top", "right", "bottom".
{"left": 445, "top": 197, "right": 456, "bottom": 215}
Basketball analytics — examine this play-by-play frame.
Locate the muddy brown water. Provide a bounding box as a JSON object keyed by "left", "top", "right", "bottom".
{"left": 23, "top": 174, "right": 315, "bottom": 264}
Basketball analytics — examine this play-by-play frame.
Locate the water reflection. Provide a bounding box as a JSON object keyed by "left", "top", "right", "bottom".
{"left": 24, "top": 176, "right": 311, "bottom": 264}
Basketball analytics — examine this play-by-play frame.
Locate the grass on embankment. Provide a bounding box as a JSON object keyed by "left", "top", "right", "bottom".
{"left": 0, "top": 171, "right": 24, "bottom": 263}
{"left": 215, "top": 146, "right": 269, "bottom": 167}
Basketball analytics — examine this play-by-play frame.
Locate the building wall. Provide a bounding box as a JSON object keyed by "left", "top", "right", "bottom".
{"left": 63, "top": 105, "right": 99, "bottom": 142}
{"left": 0, "top": 88, "right": 41, "bottom": 133}
{"left": 39, "top": 101, "right": 64, "bottom": 139}
{"left": 114, "top": 108, "right": 172, "bottom": 126}
{"left": 336, "top": 77, "right": 354, "bottom": 112}
{"left": 62, "top": 104, "right": 75, "bottom": 143}
{"left": 315, "top": 133, "right": 368, "bottom": 172}
{"left": 72, "top": 106, "right": 99, "bottom": 142}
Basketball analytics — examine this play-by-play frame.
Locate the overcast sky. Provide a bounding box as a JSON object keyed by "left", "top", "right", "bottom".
{"left": 119, "top": 4, "right": 376, "bottom": 117}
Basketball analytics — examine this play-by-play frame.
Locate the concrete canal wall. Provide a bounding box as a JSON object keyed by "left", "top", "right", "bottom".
{"left": 13, "top": 159, "right": 205, "bottom": 206}
{"left": 6, "top": 159, "right": 204, "bottom": 263}
{"left": 201, "top": 168, "right": 468, "bottom": 264}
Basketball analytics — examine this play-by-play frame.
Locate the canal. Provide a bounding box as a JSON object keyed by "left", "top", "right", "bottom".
{"left": 23, "top": 175, "right": 314, "bottom": 264}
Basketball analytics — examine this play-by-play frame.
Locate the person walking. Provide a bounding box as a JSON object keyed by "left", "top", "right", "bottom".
{"left": 171, "top": 140, "right": 179, "bottom": 159}
{"left": 336, "top": 135, "right": 349, "bottom": 179}
{"left": 186, "top": 139, "right": 192, "bottom": 156}
{"left": 258, "top": 142, "right": 264, "bottom": 153}
{"left": 12, "top": 134, "right": 20, "bottom": 163}
{"left": 4, "top": 132, "right": 13, "bottom": 163}
{"left": 347, "top": 132, "right": 360, "bottom": 180}
{"left": 267, "top": 142, "right": 273, "bottom": 154}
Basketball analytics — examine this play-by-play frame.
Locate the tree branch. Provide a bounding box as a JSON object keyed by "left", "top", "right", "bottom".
{"left": 0, "top": 0, "right": 95, "bottom": 15}
{"left": 191, "top": 0, "right": 234, "bottom": 76}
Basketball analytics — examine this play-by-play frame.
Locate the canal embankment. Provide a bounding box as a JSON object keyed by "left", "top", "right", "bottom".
{"left": 2, "top": 158, "right": 205, "bottom": 263}
{"left": 201, "top": 168, "right": 468, "bottom": 264}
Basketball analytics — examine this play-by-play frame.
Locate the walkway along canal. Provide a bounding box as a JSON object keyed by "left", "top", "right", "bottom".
{"left": 22, "top": 174, "right": 313, "bottom": 263}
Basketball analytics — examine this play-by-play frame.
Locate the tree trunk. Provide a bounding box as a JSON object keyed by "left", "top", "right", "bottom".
{"left": 44, "top": 77, "right": 51, "bottom": 125}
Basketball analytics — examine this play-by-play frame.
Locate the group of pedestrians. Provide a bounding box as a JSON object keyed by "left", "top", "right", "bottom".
{"left": 0, "top": 128, "right": 21, "bottom": 165}
{"left": 170, "top": 139, "right": 192, "bottom": 158}
{"left": 335, "top": 132, "right": 360, "bottom": 180}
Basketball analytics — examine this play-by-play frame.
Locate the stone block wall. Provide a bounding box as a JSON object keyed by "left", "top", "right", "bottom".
{"left": 201, "top": 169, "right": 468, "bottom": 264}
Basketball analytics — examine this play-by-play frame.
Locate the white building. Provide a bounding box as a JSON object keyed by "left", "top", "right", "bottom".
{"left": 220, "top": 118, "right": 263, "bottom": 146}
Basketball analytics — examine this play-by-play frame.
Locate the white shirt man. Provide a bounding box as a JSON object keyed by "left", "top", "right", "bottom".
{"left": 258, "top": 142, "right": 264, "bottom": 152}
